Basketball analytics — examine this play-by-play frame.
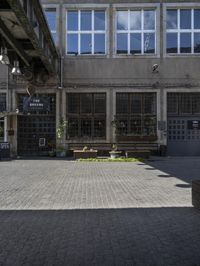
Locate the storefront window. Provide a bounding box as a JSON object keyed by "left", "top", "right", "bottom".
{"left": 116, "top": 93, "right": 157, "bottom": 137}
{"left": 66, "top": 93, "right": 106, "bottom": 139}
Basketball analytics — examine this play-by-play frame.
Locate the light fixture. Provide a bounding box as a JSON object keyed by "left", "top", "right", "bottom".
{"left": 0, "top": 47, "right": 10, "bottom": 65}
{"left": 11, "top": 60, "right": 22, "bottom": 76}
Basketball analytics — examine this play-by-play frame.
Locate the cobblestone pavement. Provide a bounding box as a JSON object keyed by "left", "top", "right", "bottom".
{"left": 0, "top": 157, "right": 200, "bottom": 266}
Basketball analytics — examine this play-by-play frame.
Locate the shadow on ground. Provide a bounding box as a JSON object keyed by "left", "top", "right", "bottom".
{"left": 143, "top": 157, "right": 200, "bottom": 186}
{"left": 0, "top": 207, "right": 200, "bottom": 266}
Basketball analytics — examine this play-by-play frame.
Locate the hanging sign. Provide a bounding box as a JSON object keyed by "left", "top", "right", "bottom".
{"left": 23, "top": 97, "right": 50, "bottom": 112}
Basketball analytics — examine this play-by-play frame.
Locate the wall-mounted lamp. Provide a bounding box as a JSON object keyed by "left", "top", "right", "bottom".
{"left": 11, "top": 60, "right": 22, "bottom": 76}
{"left": 0, "top": 47, "right": 10, "bottom": 65}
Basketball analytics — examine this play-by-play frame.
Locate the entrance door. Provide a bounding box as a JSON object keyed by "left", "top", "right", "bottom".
{"left": 168, "top": 117, "right": 200, "bottom": 156}
{"left": 167, "top": 93, "right": 200, "bottom": 156}
{"left": 17, "top": 115, "right": 56, "bottom": 156}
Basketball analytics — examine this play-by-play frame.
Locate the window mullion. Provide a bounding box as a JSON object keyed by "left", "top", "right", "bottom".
{"left": 92, "top": 10, "right": 94, "bottom": 54}
{"left": 128, "top": 10, "right": 130, "bottom": 54}
{"left": 141, "top": 9, "right": 144, "bottom": 54}
{"left": 78, "top": 10, "right": 81, "bottom": 54}
{"left": 192, "top": 9, "right": 194, "bottom": 54}
{"left": 178, "top": 9, "right": 180, "bottom": 54}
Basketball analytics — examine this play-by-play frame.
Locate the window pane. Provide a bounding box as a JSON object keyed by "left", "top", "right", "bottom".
{"left": 81, "top": 11, "right": 92, "bottom": 31}
{"left": 167, "top": 94, "right": 178, "bottom": 114}
{"left": 117, "top": 11, "right": 128, "bottom": 30}
{"left": 45, "top": 10, "right": 56, "bottom": 31}
{"left": 67, "top": 34, "right": 78, "bottom": 54}
{"left": 116, "top": 94, "right": 128, "bottom": 114}
{"left": 0, "top": 119, "right": 4, "bottom": 141}
{"left": 180, "top": 9, "right": 191, "bottom": 29}
{"left": 130, "top": 33, "right": 141, "bottom": 54}
{"left": 144, "top": 33, "right": 155, "bottom": 54}
{"left": 94, "top": 11, "right": 105, "bottom": 30}
{"left": 180, "top": 94, "right": 192, "bottom": 114}
{"left": 130, "top": 11, "right": 141, "bottom": 30}
{"left": 180, "top": 33, "right": 191, "bottom": 53}
{"left": 144, "top": 10, "right": 155, "bottom": 30}
{"left": 67, "top": 94, "right": 79, "bottom": 113}
{"left": 94, "top": 94, "right": 106, "bottom": 113}
{"left": 68, "top": 118, "right": 79, "bottom": 138}
{"left": 144, "top": 94, "right": 156, "bottom": 114}
{"left": 130, "top": 94, "right": 142, "bottom": 113}
{"left": 194, "top": 9, "right": 200, "bottom": 29}
{"left": 130, "top": 118, "right": 142, "bottom": 135}
{"left": 117, "top": 33, "right": 128, "bottom": 54}
{"left": 80, "top": 119, "right": 92, "bottom": 137}
{"left": 67, "top": 11, "right": 78, "bottom": 31}
{"left": 194, "top": 33, "right": 200, "bottom": 53}
{"left": 80, "top": 94, "right": 92, "bottom": 113}
{"left": 80, "top": 34, "right": 92, "bottom": 54}
{"left": 144, "top": 116, "right": 156, "bottom": 136}
{"left": 167, "top": 33, "right": 178, "bottom": 53}
{"left": 166, "top": 10, "right": 177, "bottom": 29}
{"left": 94, "top": 34, "right": 105, "bottom": 54}
{"left": 117, "top": 119, "right": 128, "bottom": 136}
{"left": 94, "top": 119, "right": 106, "bottom": 138}
{"left": 192, "top": 94, "right": 200, "bottom": 114}
{"left": 0, "top": 93, "right": 6, "bottom": 112}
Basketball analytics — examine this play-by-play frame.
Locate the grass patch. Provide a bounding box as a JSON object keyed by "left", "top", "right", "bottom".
{"left": 77, "top": 157, "right": 143, "bottom": 162}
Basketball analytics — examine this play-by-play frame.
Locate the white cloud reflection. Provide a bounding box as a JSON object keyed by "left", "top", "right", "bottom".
{"left": 130, "top": 11, "right": 141, "bottom": 30}
{"left": 117, "top": 11, "right": 128, "bottom": 30}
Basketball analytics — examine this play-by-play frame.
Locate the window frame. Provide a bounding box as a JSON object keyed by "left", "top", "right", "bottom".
{"left": 164, "top": 3, "right": 200, "bottom": 57}
{"left": 113, "top": 3, "right": 160, "bottom": 58}
{"left": 65, "top": 4, "right": 109, "bottom": 56}
{"left": 43, "top": 4, "right": 59, "bottom": 47}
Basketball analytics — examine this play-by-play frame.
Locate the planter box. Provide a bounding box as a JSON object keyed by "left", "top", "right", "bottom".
{"left": 117, "top": 136, "right": 157, "bottom": 142}
{"left": 192, "top": 180, "right": 200, "bottom": 209}
{"left": 73, "top": 150, "right": 98, "bottom": 159}
{"left": 125, "top": 150, "right": 150, "bottom": 159}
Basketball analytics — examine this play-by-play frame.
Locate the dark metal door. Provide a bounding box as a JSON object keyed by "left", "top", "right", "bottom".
{"left": 17, "top": 115, "right": 56, "bottom": 156}
{"left": 168, "top": 117, "right": 200, "bottom": 156}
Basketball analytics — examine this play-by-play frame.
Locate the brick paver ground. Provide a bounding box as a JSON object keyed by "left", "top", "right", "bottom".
{"left": 0, "top": 157, "right": 200, "bottom": 266}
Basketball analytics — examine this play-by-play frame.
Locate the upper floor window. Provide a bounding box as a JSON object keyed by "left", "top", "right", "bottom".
{"left": 44, "top": 8, "right": 57, "bottom": 45}
{"left": 116, "top": 9, "right": 156, "bottom": 55}
{"left": 66, "top": 10, "right": 106, "bottom": 55}
{"left": 166, "top": 9, "right": 200, "bottom": 54}
{"left": 0, "top": 93, "right": 6, "bottom": 112}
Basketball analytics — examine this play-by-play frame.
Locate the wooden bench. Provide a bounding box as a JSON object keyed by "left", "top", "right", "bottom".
{"left": 125, "top": 150, "right": 151, "bottom": 159}
{"left": 73, "top": 150, "right": 98, "bottom": 159}
{"left": 192, "top": 180, "right": 200, "bottom": 209}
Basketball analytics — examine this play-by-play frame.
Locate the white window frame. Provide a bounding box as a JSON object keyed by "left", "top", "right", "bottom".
{"left": 43, "top": 4, "right": 59, "bottom": 47}
{"left": 66, "top": 8, "right": 107, "bottom": 56}
{"left": 163, "top": 3, "right": 200, "bottom": 57}
{"left": 116, "top": 9, "right": 156, "bottom": 55}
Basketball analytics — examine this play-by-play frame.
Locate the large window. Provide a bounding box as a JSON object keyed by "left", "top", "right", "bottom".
{"left": 168, "top": 93, "right": 200, "bottom": 115}
{"left": 44, "top": 8, "right": 57, "bottom": 44}
{"left": 66, "top": 93, "right": 106, "bottom": 139}
{"left": 66, "top": 10, "right": 106, "bottom": 55}
{"left": 0, "top": 118, "right": 4, "bottom": 142}
{"left": 116, "top": 93, "right": 157, "bottom": 137}
{"left": 166, "top": 9, "right": 200, "bottom": 54}
{"left": 116, "top": 9, "right": 156, "bottom": 54}
{"left": 0, "top": 93, "right": 6, "bottom": 112}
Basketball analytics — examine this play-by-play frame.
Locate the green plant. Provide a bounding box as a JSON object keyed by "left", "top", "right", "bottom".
{"left": 57, "top": 118, "right": 68, "bottom": 140}
{"left": 78, "top": 157, "right": 143, "bottom": 162}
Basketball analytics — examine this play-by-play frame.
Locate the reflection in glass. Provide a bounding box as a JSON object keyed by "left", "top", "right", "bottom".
{"left": 130, "top": 11, "right": 141, "bottom": 30}
{"left": 94, "top": 34, "right": 105, "bottom": 54}
{"left": 166, "top": 10, "right": 177, "bottom": 29}
{"left": 180, "top": 9, "right": 191, "bottom": 29}
{"left": 130, "top": 33, "right": 141, "bottom": 54}
{"left": 94, "top": 11, "right": 105, "bottom": 30}
{"left": 45, "top": 10, "right": 56, "bottom": 30}
{"left": 130, "top": 95, "right": 142, "bottom": 113}
{"left": 81, "top": 94, "right": 92, "bottom": 113}
{"left": 81, "top": 119, "right": 92, "bottom": 137}
{"left": 116, "top": 94, "right": 128, "bottom": 114}
{"left": 167, "top": 33, "right": 177, "bottom": 53}
{"left": 144, "top": 10, "right": 155, "bottom": 30}
{"left": 67, "top": 11, "right": 78, "bottom": 31}
{"left": 194, "top": 33, "right": 200, "bottom": 53}
{"left": 117, "top": 11, "right": 128, "bottom": 30}
{"left": 117, "top": 33, "right": 128, "bottom": 54}
{"left": 81, "top": 11, "right": 92, "bottom": 31}
{"left": 144, "top": 33, "right": 155, "bottom": 54}
{"left": 80, "top": 34, "right": 92, "bottom": 54}
{"left": 194, "top": 9, "right": 200, "bottom": 29}
{"left": 67, "top": 34, "right": 78, "bottom": 54}
{"left": 180, "top": 33, "right": 191, "bottom": 53}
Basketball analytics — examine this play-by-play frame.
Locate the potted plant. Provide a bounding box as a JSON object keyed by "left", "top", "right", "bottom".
{"left": 56, "top": 118, "right": 68, "bottom": 157}
{"left": 109, "top": 144, "right": 122, "bottom": 159}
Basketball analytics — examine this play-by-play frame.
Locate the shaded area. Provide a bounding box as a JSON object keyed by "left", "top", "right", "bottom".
{"left": 145, "top": 157, "right": 200, "bottom": 185}
{"left": 0, "top": 208, "right": 200, "bottom": 266}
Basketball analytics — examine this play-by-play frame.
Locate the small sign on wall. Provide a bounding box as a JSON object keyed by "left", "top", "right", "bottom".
{"left": 39, "top": 138, "right": 46, "bottom": 147}
{"left": 188, "top": 120, "right": 200, "bottom": 130}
